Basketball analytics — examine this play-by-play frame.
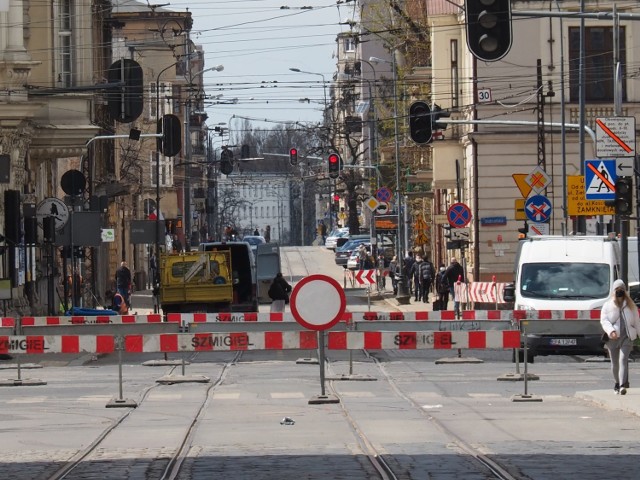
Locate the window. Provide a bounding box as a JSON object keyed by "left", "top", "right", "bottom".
{"left": 148, "top": 82, "right": 172, "bottom": 120}
{"left": 151, "top": 152, "right": 173, "bottom": 188}
{"left": 344, "top": 37, "right": 356, "bottom": 52}
{"left": 569, "top": 26, "right": 625, "bottom": 102}
{"left": 450, "top": 39, "right": 459, "bottom": 108}
{"left": 57, "top": 0, "right": 74, "bottom": 87}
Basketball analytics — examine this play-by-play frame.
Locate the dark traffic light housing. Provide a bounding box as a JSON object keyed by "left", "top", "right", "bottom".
{"left": 328, "top": 153, "right": 341, "bottom": 179}
{"left": 518, "top": 221, "right": 529, "bottom": 239}
{"left": 220, "top": 148, "right": 234, "bottom": 175}
{"left": 408, "top": 101, "right": 432, "bottom": 144}
{"left": 107, "top": 59, "right": 144, "bottom": 123}
{"left": 433, "top": 104, "right": 450, "bottom": 131}
{"left": 465, "top": 0, "right": 512, "bottom": 62}
{"left": 615, "top": 176, "right": 633, "bottom": 216}
{"left": 157, "top": 114, "right": 182, "bottom": 157}
{"left": 289, "top": 147, "right": 298, "bottom": 166}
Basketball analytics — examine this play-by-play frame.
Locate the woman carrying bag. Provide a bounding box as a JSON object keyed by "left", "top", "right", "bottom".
{"left": 600, "top": 279, "right": 640, "bottom": 395}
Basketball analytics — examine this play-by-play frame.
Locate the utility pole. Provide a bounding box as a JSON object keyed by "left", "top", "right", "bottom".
{"left": 184, "top": 29, "right": 192, "bottom": 249}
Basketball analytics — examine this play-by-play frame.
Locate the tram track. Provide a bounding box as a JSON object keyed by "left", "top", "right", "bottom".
{"left": 46, "top": 352, "right": 242, "bottom": 480}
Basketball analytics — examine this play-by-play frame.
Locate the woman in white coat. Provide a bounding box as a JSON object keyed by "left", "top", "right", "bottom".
{"left": 600, "top": 279, "right": 640, "bottom": 395}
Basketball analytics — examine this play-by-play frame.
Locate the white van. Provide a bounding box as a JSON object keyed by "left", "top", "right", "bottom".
{"left": 507, "top": 235, "right": 621, "bottom": 360}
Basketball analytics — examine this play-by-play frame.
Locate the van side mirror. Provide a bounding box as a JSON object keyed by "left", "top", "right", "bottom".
{"left": 503, "top": 283, "right": 515, "bottom": 302}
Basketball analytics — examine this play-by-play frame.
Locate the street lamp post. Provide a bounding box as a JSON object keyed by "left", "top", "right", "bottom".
{"left": 184, "top": 64, "right": 224, "bottom": 249}
{"left": 290, "top": 67, "right": 333, "bottom": 232}
{"left": 369, "top": 55, "right": 409, "bottom": 300}
{"left": 154, "top": 61, "right": 181, "bottom": 270}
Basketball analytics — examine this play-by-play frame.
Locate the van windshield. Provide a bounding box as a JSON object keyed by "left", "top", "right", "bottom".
{"left": 520, "top": 262, "right": 610, "bottom": 299}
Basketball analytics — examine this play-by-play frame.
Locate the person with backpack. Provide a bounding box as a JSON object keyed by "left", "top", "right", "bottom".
{"left": 403, "top": 251, "right": 415, "bottom": 296}
{"left": 410, "top": 255, "right": 429, "bottom": 302}
{"left": 435, "top": 265, "right": 449, "bottom": 310}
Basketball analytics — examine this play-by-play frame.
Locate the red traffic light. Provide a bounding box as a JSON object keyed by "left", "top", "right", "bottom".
{"left": 289, "top": 147, "right": 298, "bottom": 166}
{"left": 333, "top": 194, "right": 340, "bottom": 202}
{"left": 328, "top": 153, "right": 341, "bottom": 179}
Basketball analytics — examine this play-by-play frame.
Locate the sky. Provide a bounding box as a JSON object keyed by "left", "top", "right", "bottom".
{"left": 161, "top": 0, "right": 357, "bottom": 133}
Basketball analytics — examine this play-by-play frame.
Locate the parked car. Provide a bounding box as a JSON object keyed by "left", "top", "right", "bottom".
{"left": 242, "top": 235, "right": 266, "bottom": 254}
{"left": 335, "top": 238, "right": 371, "bottom": 266}
{"left": 324, "top": 228, "right": 349, "bottom": 250}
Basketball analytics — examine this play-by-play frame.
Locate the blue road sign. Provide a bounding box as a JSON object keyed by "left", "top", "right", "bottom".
{"left": 585, "top": 159, "right": 616, "bottom": 200}
{"left": 375, "top": 187, "right": 393, "bottom": 203}
{"left": 447, "top": 203, "right": 472, "bottom": 227}
{"left": 525, "top": 195, "right": 552, "bottom": 223}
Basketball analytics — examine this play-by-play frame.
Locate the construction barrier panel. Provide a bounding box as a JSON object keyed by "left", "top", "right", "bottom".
{"left": 1, "top": 318, "right": 15, "bottom": 336}
{"left": 21, "top": 314, "right": 167, "bottom": 326}
{"left": 0, "top": 330, "right": 520, "bottom": 355}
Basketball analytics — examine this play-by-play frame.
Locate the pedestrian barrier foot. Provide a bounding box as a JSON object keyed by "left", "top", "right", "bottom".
{"left": 142, "top": 359, "right": 188, "bottom": 367}
{"left": 395, "top": 295, "right": 412, "bottom": 305}
{"left": 308, "top": 394, "right": 340, "bottom": 405}
{"left": 435, "top": 357, "right": 484, "bottom": 365}
{"left": 106, "top": 397, "right": 138, "bottom": 408}
{"left": 0, "top": 363, "right": 43, "bottom": 370}
{"left": 0, "top": 378, "right": 47, "bottom": 387}
{"left": 327, "top": 374, "right": 377, "bottom": 381}
{"left": 156, "top": 374, "right": 210, "bottom": 385}
{"left": 511, "top": 394, "right": 543, "bottom": 402}
{"left": 296, "top": 357, "right": 319, "bottom": 365}
{"left": 497, "top": 373, "right": 540, "bottom": 382}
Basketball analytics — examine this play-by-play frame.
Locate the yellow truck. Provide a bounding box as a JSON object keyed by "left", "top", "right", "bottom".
{"left": 159, "top": 251, "right": 234, "bottom": 314}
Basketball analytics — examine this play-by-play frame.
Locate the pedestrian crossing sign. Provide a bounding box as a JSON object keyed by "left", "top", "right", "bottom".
{"left": 585, "top": 159, "right": 616, "bottom": 200}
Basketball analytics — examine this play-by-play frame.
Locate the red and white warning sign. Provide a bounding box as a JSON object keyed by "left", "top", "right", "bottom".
{"left": 290, "top": 274, "right": 346, "bottom": 331}
{"left": 355, "top": 269, "right": 376, "bottom": 285}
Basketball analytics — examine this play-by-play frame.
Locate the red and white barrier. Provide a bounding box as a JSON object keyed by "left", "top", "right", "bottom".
{"left": 1, "top": 318, "right": 15, "bottom": 327}
{"left": 20, "top": 314, "right": 168, "bottom": 326}
{"left": 327, "top": 330, "right": 521, "bottom": 350}
{"left": 167, "top": 312, "right": 291, "bottom": 323}
{"left": 467, "top": 282, "right": 509, "bottom": 303}
{"left": 0, "top": 330, "right": 520, "bottom": 354}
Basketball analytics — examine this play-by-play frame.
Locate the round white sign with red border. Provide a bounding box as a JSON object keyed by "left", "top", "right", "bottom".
{"left": 290, "top": 274, "right": 346, "bottom": 331}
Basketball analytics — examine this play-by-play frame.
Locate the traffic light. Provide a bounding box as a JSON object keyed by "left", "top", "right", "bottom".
{"left": 157, "top": 114, "right": 182, "bottom": 157}
{"left": 465, "top": 0, "right": 512, "bottom": 62}
{"left": 518, "top": 221, "right": 529, "bottom": 239}
{"left": 220, "top": 148, "right": 234, "bottom": 175}
{"left": 289, "top": 147, "right": 298, "bottom": 166}
{"left": 107, "top": 59, "right": 144, "bottom": 123}
{"left": 328, "top": 153, "right": 341, "bottom": 179}
{"left": 442, "top": 224, "right": 452, "bottom": 240}
{"left": 433, "top": 104, "right": 450, "bottom": 131}
{"left": 408, "top": 101, "right": 432, "bottom": 144}
{"left": 615, "top": 176, "right": 633, "bottom": 216}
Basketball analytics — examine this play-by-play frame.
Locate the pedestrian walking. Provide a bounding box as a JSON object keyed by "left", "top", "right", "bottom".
{"left": 600, "top": 279, "right": 640, "bottom": 395}
{"left": 410, "top": 255, "right": 426, "bottom": 302}
{"left": 389, "top": 256, "right": 399, "bottom": 295}
{"left": 115, "top": 261, "right": 132, "bottom": 307}
{"left": 435, "top": 265, "right": 449, "bottom": 310}
{"left": 376, "top": 253, "right": 386, "bottom": 290}
{"left": 403, "top": 251, "right": 415, "bottom": 295}
{"left": 268, "top": 272, "right": 291, "bottom": 313}
{"left": 445, "top": 257, "right": 464, "bottom": 301}
{"left": 264, "top": 225, "right": 271, "bottom": 243}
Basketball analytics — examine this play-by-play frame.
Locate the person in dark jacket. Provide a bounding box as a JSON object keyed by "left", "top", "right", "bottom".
{"left": 435, "top": 265, "right": 449, "bottom": 309}
{"left": 115, "top": 261, "right": 132, "bottom": 307}
{"left": 403, "top": 251, "right": 415, "bottom": 295}
{"left": 445, "top": 257, "right": 464, "bottom": 299}
{"left": 269, "top": 272, "right": 291, "bottom": 312}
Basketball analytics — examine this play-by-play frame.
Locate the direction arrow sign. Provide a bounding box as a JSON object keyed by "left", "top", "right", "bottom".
{"left": 617, "top": 158, "right": 634, "bottom": 176}
{"left": 355, "top": 269, "right": 376, "bottom": 285}
{"left": 451, "top": 227, "right": 470, "bottom": 241}
{"left": 524, "top": 195, "right": 552, "bottom": 223}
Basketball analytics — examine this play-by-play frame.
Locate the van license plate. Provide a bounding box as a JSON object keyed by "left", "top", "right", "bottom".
{"left": 550, "top": 338, "right": 577, "bottom": 346}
